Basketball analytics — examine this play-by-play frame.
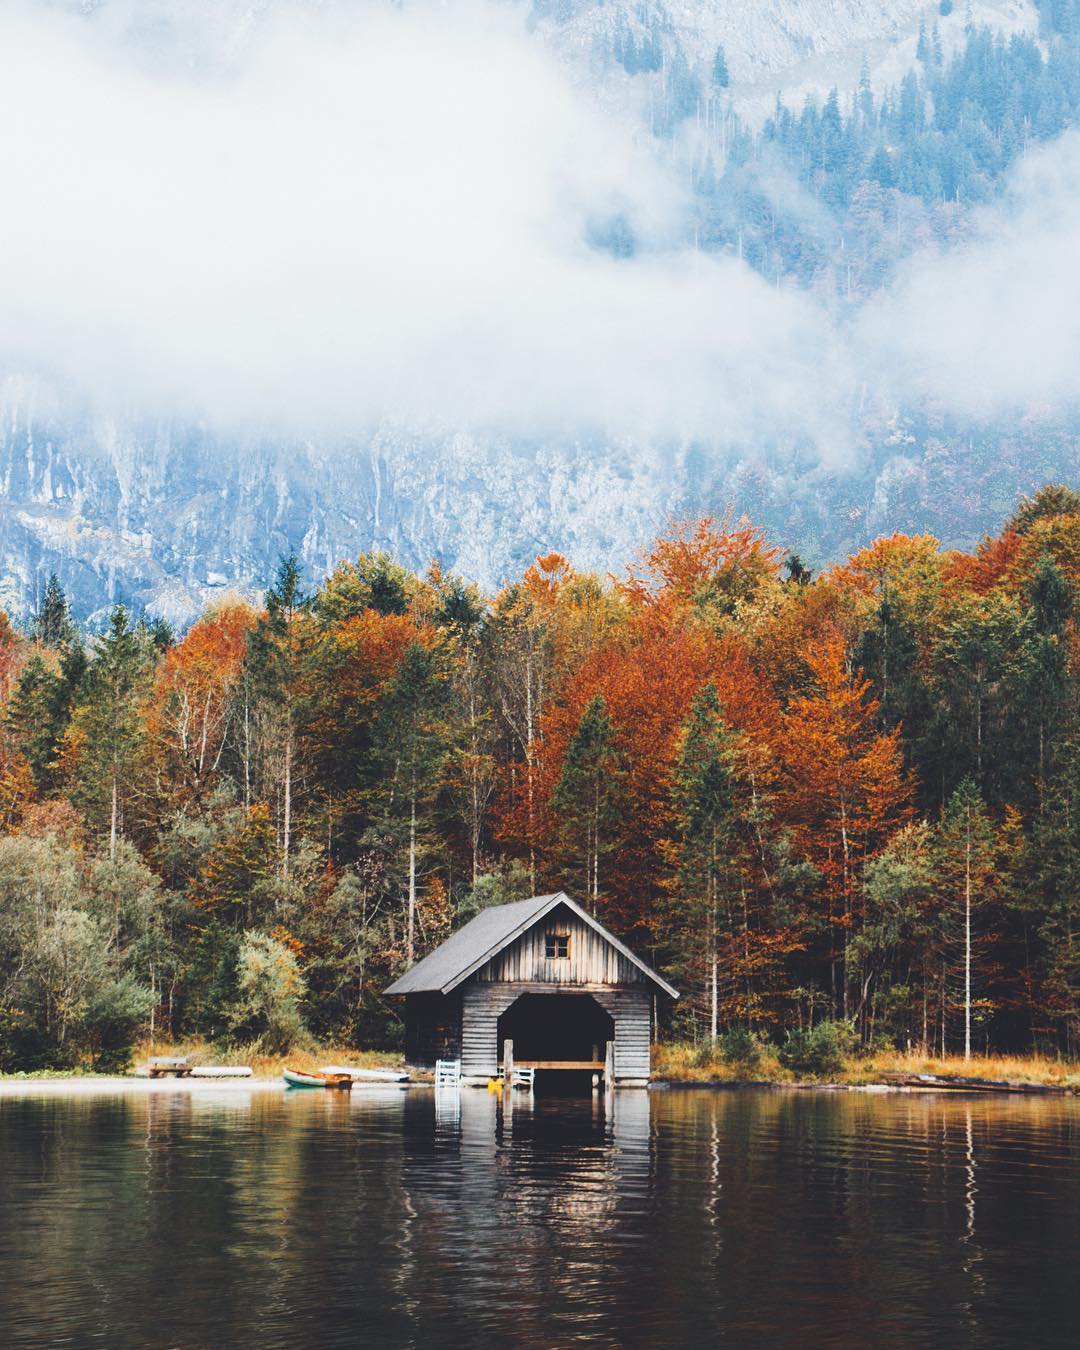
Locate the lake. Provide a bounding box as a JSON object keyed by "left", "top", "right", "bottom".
{"left": 0, "top": 1085, "right": 1076, "bottom": 1347}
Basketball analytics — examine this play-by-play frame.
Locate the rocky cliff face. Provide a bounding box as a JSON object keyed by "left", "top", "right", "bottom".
{"left": 0, "top": 387, "right": 700, "bottom": 623}
{"left": 0, "top": 0, "right": 1056, "bottom": 624}
{"left": 4, "top": 380, "right": 1069, "bottom": 625}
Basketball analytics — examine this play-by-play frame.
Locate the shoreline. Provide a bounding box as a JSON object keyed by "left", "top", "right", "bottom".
{"left": 1, "top": 1074, "right": 1076, "bottom": 1098}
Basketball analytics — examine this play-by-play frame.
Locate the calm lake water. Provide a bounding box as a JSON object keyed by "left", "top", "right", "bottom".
{"left": 0, "top": 1085, "right": 1076, "bottom": 1348}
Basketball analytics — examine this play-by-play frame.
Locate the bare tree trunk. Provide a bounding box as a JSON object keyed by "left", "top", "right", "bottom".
{"left": 282, "top": 723, "right": 293, "bottom": 880}
{"left": 109, "top": 771, "right": 118, "bottom": 863}
{"left": 407, "top": 793, "right": 417, "bottom": 965}
{"left": 243, "top": 687, "right": 251, "bottom": 811}
{"left": 526, "top": 656, "right": 536, "bottom": 892}
{"left": 964, "top": 826, "right": 973, "bottom": 1063}
{"left": 710, "top": 890, "right": 718, "bottom": 1043}
{"left": 149, "top": 961, "right": 156, "bottom": 1052}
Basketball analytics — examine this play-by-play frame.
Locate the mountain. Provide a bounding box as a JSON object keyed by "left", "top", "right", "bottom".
{"left": 1, "top": 0, "right": 1075, "bottom": 625}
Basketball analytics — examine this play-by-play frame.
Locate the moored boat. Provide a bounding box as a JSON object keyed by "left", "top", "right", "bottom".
{"left": 283, "top": 1067, "right": 353, "bottom": 1090}
{"left": 319, "top": 1065, "right": 410, "bottom": 1083}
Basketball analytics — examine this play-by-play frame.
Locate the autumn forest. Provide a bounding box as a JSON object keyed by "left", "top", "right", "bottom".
{"left": 1, "top": 485, "right": 1079, "bottom": 1071}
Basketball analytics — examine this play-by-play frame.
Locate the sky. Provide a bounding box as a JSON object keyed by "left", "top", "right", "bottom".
{"left": 1, "top": 0, "right": 1078, "bottom": 459}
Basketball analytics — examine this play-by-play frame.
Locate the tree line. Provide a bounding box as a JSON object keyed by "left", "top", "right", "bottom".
{"left": 1, "top": 486, "right": 1079, "bottom": 1069}
{"left": 600, "top": 3, "right": 1080, "bottom": 304}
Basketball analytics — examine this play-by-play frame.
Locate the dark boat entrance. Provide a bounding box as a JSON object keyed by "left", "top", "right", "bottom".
{"left": 497, "top": 993, "right": 614, "bottom": 1093}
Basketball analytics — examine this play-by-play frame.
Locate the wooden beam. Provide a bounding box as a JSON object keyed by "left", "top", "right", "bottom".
{"left": 508, "top": 1060, "right": 605, "bottom": 1070}
{"left": 503, "top": 1038, "right": 513, "bottom": 1092}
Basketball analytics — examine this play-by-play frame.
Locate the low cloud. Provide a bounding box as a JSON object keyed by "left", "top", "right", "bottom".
{"left": 861, "top": 132, "right": 1080, "bottom": 421}
{"left": 3, "top": 0, "right": 1080, "bottom": 465}
{"left": 0, "top": 0, "right": 851, "bottom": 452}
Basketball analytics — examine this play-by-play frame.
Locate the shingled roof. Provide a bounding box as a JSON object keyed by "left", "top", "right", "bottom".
{"left": 384, "top": 891, "right": 678, "bottom": 998}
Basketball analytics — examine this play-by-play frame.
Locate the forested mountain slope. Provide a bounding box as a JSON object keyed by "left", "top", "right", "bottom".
{"left": 2, "top": 0, "right": 1079, "bottom": 623}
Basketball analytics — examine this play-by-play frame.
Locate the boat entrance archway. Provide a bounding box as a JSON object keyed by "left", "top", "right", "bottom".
{"left": 497, "top": 993, "right": 615, "bottom": 1092}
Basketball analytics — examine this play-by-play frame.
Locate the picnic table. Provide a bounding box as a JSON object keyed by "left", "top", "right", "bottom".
{"left": 146, "top": 1057, "right": 192, "bottom": 1078}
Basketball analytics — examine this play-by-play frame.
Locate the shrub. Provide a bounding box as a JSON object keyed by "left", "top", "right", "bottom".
{"left": 719, "top": 1026, "right": 761, "bottom": 1071}
{"left": 692, "top": 1040, "right": 718, "bottom": 1068}
{"left": 229, "top": 931, "right": 308, "bottom": 1053}
{"left": 86, "top": 975, "right": 156, "bottom": 1072}
{"left": 778, "top": 1019, "right": 856, "bottom": 1077}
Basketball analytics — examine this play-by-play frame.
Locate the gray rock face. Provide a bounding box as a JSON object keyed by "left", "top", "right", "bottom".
{"left": 0, "top": 1, "right": 1054, "bottom": 623}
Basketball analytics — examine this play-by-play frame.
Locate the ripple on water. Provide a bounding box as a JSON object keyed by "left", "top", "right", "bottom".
{"left": 0, "top": 1086, "right": 1076, "bottom": 1348}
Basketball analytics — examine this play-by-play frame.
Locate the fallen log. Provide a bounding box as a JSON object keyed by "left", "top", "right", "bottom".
{"left": 875, "top": 1071, "right": 1076, "bottom": 1096}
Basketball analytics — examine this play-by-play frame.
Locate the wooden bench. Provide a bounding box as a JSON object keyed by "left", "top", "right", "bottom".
{"left": 146, "top": 1057, "right": 192, "bottom": 1078}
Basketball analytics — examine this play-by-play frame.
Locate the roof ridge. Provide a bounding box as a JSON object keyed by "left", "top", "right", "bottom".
{"left": 384, "top": 890, "right": 676, "bottom": 999}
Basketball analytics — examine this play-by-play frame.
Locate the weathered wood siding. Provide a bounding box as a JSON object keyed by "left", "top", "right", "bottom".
{"left": 473, "top": 905, "right": 647, "bottom": 987}
{"left": 461, "top": 984, "right": 520, "bottom": 1080}
{"left": 404, "top": 992, "right": 462, "bottom": 1069}
{"left": 593, "top": 987, "right": 652, "bottom": 1082}
{"left": 458, "top": 981, "right": 653, "bottom": 1083}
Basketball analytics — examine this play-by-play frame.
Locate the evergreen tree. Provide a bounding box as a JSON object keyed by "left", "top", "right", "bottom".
{"left": 552, "top": 695, "right": 625, "bottom": 914}
{"left": 372, "top": 640, "right": 451, "bottom": 965}
{"left": 1030, "top": 742, "right": 1080, "bottom": 1055}
{"left": 33, "top": 573, "right": 76, "bottom": 648}
{"left": 711, "top": 44, "right": 730, "bottom": 89}
{"left": 934, "top": 777, "right": 997, "bottom": 1059}
{"left": 71, "top": 605, "right": 153, "bottom": 860}
{"left": 246, "top": 555, "right": 310, "bottom": 877}
{"left": 7, "top": 654, "right": 59, "bottom": 789}
{"left": 1010, "top": 554, "right": 1072, "bottom": 804}
{"left": 666, "top": 684, "right": 740, "bottom": 1041}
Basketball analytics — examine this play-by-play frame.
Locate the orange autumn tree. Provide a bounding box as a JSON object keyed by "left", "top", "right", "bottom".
{"left": 0, "top": 613, "right": 33, "bottom": 832}
{"left": 623, "top": 515, "right": 784, "bottom": 635}
{"left": 490, "top": 554, "right": 627, "bottom": 888}
{"left": 303, "top": 607, "right": 426, "bottom": 850}
{"left": 149, "top": 601, "right": 255, "bottom": 812}
{"left": 779, "top": 638, "right": 912, "bottom": 1021}
{"left": 517, "top": 580, "right": 782, "bottom": 942}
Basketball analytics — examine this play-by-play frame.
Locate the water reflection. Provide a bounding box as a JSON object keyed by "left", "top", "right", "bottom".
{"left": 0, "top": 1087, "right": 1076, "bottom": 1347}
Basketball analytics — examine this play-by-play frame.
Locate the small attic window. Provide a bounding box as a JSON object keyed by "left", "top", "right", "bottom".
{"left": 545, "top": 932, "right": 570, "bottom": 960}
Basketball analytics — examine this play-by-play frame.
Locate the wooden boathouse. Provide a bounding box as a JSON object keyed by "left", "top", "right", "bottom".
{"left": 385, "top": 892, "right": 677, "bottom": 1087}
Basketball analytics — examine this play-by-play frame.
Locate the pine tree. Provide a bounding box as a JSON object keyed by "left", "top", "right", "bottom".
{"left": 7, "top": 654, "right": 58, "bottom": 789}
{"left": 552, "top": 695, "right": 625, "bottom": 914}
{"left": 70, "top": 605, "right": 153, "bottom": 860}
{"left": 1011, "top": 554, "right": 1071, "bottom": 805}
{"left": 666, "top": 684, "right": 740, "bottom": 1041}
{"left": 1031, "top": 743, "right": 1080, "bottom": 1056}
{"left": 934, "top": 777, "right": 997, "bottom": 1060}
{"left": 33, "top": 573, "right": 76, "bottom": 648}
{"left": 711, "top": 45, "right": 730, "bottom": 89}
{"left": 372, "top": 640, "right": 451, "bottom": 965}
{"left": 246, "top": 555, "right": 310, "bottom": 878}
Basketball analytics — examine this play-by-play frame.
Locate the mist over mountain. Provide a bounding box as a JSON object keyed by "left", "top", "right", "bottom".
{"left": 2, "top": 0, "right": 1078, "bottom": 624}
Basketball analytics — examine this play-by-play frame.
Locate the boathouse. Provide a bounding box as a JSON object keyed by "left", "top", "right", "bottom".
{"left": 385, "top": 892, "right": 677, "bottom": 1087}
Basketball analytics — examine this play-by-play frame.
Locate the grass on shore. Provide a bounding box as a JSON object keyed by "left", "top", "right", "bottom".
{"left": 4, "top": 1039, "right": 1075, "bottom": 1087}
{"left": 652, "top": 1041, "right": 1080, "bottom": 1087}
{"left": 1, "top": 1042, "right": 409, "bottom": 1080}
{"left": 132, "top": 1040, "right": 409, "bottom": 1079}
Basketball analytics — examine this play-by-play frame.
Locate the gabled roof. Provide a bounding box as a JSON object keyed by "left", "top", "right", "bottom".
{"left": 384, "top": 891, "right": 678, "bottom": 998}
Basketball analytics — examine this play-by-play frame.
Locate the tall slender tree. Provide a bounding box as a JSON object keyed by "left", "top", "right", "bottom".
{"left": 33, "top": 573, "right": 77, "bottom": 648}
{"left": 372, "top": 640, "right": 451, "bottom": 965}
{"left": 935, "top": 777, "right": 997, "bottom": 1060}
{"left": 246, "top": 556, "right": 310, "bottom": 878}
{"left": 69, "top": 606, "right": 153, "bottom": 860}
{"left": 552, "top": 695, "right": 626, "bottom": 914}
{"left": 665, "top": 684, "right": 740, "bottom": 1041}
